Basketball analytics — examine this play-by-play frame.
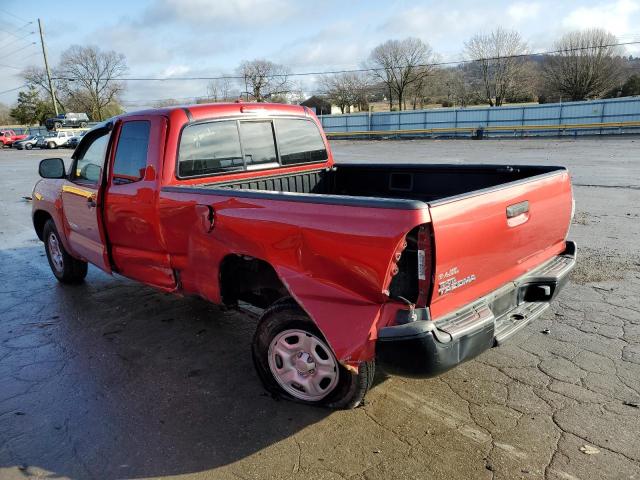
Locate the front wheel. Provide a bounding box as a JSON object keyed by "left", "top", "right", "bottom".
{"left": 47, "top": 141, "right": 56, "bottom": 149}
{"left": 43, "top": 219, "right": 88, "bottom": 283}
{"left": 25, "top": 143, "right": 32, "bottom": 150}
{"left": 252, "top": 299, "right": 374, "bottom": 409}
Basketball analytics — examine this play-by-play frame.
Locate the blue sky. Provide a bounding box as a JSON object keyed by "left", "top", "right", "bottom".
{"left": 2, "top": 0, "right": 640, "bottom": 109}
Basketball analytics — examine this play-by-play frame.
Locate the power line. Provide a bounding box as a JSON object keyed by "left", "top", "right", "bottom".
{"left": 0, "top": 51, "right": 40, "bottom": 70}
{"left": 0, "top": 42, "right": 37, "bottom": 61}
{"left": 0, "top": 9, "right": 31, "bottom": 24}
{"left": 53, "top": 40, "right": 640, "bottom": 83}
{"left": 0, "top": 84, "right": 28, "bottom": 96}
{"left": 0, "top": 20, "right": 33, "bottom": 40}
{"left": 0, "top": 29, "right": 35, "bottom": 50}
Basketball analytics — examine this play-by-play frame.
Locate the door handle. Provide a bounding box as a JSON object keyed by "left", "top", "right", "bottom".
{"left": 506, "top": 200, "right": 529, "bottom": 218}
{"left": 87, "top": 195, "right": 97, "bottom": 208}
{"left": 506, "top": 200, "right": 529, "bottom": 227}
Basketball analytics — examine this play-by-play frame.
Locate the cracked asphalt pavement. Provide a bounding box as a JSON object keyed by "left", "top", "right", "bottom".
{"left": 1, "top": 137, "right": 639, "bottom": 479}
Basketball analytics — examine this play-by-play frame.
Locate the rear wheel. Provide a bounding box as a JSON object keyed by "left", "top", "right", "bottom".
{"left": 80, "top": 122, "right": 88, "bottom": 128}
{"left": 252, "top": 299, "right": 374, "bottom": 409}
{"left": 54, "top": 122, "right": 62, "bottom": 130}
{"left": 25, "top": 143, "right": 32, "bottom": 150}
{"left": 43, "top": 219, "right": 87, "bottom": 284}
{"left": 47, "top": 141, "right": 56, "bottom": 149}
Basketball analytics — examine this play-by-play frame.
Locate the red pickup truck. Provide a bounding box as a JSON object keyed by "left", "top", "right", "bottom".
{"left": 1, "top": 129, "right": 28, "bottom": 147}
{"left": 32, "top": 103, "right": 576, "bottom": 408}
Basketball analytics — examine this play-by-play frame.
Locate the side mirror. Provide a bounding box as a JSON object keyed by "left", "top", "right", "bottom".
{"left": 39, "top": 158, "right": 66, "bottom": 179}
{"left": 82, "top": 163, "right": 102, "bottom": 182}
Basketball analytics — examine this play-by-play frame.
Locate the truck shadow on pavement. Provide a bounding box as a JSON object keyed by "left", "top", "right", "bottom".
{"left": 0, "top": 246, "right": 331, "bottom": 479}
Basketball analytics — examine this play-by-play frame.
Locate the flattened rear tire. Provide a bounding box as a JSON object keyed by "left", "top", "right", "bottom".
{"left": 43, "top": 219, "right": 88, "bottom": 284}
{"left": 252, "top": 298, "right": 374, "bottom": 409}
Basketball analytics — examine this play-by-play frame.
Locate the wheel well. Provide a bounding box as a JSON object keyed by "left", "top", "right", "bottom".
{"left": 219, "top": 255, "right": 289, "bottom": 309}
{"left": 33, "top": 210, "right": 52, "bottom": 241}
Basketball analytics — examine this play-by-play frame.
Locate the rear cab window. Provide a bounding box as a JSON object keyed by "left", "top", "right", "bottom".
{"left": 177, "top": 117, "right": 327, "bottom": 178}
{"left": 112, "top": 121, "right": 151, "bottom": 184}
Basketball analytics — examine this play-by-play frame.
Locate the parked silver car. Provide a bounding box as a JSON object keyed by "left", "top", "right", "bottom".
{"left": 13, "top": 135, "right": 43, "bottom": 150}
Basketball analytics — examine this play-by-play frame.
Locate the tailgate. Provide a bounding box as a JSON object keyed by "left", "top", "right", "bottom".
{"left": 427, "top": 169, "right": 573, "bottom": 319}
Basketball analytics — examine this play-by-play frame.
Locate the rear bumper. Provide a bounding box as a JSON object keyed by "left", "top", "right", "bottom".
{"left": 376, "top": 241, "right": 576, "bottom": 377}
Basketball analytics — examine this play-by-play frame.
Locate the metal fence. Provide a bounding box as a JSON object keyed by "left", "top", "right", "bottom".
{"left": 319, "top": 96, "right": 640, "bottom": 138}
{"left": 1, "top": 124, "right": 99, "bottom": 137}
{"left": 1, "top": 125, "right": 49, "bottom": 136}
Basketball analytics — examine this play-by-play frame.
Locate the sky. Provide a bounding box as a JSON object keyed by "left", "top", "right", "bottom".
{"left": 1, "top": 0, "right": 640, "bottom": 110}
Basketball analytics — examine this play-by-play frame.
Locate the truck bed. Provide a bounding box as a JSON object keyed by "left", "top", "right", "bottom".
{"left": 199, "top": 164, "right": 565, "bottom": 205}
{"left": 180, "top": 163, "right": 572, "bottom": 319}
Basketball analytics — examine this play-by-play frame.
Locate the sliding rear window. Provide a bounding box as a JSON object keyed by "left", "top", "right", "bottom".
{"left": 177, "top": 117, "right": 327, "bottom": 178}
{"left": 275, "top": 119, "right": 328, "bottom": 165}
{"left": 178, "top": 120, "right": 244, "bottom": 177}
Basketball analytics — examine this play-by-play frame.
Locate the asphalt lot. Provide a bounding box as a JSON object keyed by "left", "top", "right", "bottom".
{"left": 1, "top": 137, "right": 639, "bottom": 479}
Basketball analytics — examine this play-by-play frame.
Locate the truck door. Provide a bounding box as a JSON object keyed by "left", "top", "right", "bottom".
{"left": 103, "top": 117, "right": 175, "bottom": 290}
{"left": 60, "top": 127, "right": 112, "bottom": 273}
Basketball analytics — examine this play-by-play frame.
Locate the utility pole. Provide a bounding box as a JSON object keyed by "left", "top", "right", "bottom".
{"left": 37, "top": 18, "right": 58, "bottom": 115}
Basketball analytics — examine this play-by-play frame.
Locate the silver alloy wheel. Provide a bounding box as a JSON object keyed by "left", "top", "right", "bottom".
{"left": 268, "top": 329, "right": 339, "bottom": 402}
{"left": 48, "top": 232, "right": 64, "bottom": 273}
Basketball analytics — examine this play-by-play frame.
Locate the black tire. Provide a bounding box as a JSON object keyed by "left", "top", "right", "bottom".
{"left": 47, "top": 141, "right": 56, "bottom": 149}
{"left": 252, "top": 298, "right": 374, "bottom": 409}
{"left": 54, "top": 122, "right": 62, "bottom": 130}
{"left": 80, "top": 122, "right": 88, "bottom": 128}
{"left": 25, "top": 143, "right": 32, "bottom": 150}
{"left": 43, "top": 219, "right": 88, "bottom": 284}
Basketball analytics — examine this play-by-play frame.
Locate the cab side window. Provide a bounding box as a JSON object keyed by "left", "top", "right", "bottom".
{"left": 112, "top": 121, "right": 150, "bottom": 184}
{"left": 73, "top": 133, "right": 110, "bottom": 184}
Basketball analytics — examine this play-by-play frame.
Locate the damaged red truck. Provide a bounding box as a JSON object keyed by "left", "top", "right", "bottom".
{"left": 32, "top": 103, "right": 576, "bottom": 408}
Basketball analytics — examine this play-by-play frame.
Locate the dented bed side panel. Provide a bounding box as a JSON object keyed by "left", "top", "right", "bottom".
{"left": 158, "top": 189, "right": 431, "bottom": 363}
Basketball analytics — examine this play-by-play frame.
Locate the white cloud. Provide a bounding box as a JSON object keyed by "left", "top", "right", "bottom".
{"left": 279, "top": 22, "right": 369, "bottom": 69}
{"left": 563, "top": 0, "right": 640, "bottom": 35}
{"left": 378, "top": 4, "right": 505, "bottom": 59}
{"left": 161, "top": 65, "right": 191, "bottom": 77}
{"left": 508, "top": 2, "right": 542, "bottom": 22}
{"left": 142, "top": 0, "right": 297, "bottom": 27}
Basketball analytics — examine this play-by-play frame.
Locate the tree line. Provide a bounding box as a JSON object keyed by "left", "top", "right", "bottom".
{"left": 5, "top": 26, "right": 640, "bottom": 126}
{"left": 328, "top": 27, "right": 639, "bottom": 113}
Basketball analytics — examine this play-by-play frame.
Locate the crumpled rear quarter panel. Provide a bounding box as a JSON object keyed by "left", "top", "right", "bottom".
{"left": 159, "top": 190, "right": 430, "bottom": 364}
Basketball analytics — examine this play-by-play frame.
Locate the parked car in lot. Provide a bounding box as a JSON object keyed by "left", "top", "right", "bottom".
{"left": 1, "top": 129, "right": 28, "bottom": 147}
{"left": 66, "top": 131, "right": 87, "bottom": 149}
{"left": 37, "top": 131, "right": 75, "bottom": 149}
{"left": 45, "top": 112, "right": 89, "bottom": 130}
{"left": 13, "top": 135, "right": 43, "bottom": 150}
{"left": 32, "top": 102, "right": 576, "bottom": 408}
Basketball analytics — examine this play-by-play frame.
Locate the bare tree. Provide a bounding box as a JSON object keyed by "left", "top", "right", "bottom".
{"left": 368, "top": 38, "right": 436, "bottom": 111}
{"left": 22, "top": 66, "right": 66, "bottom": 111}
{"left": 207, "top": 77, "right": 232, "bottom": 102}
{"left": 322, "top": 72, "right": 371, "bottom": 113}
{"left": 322, "top": 74, "right": 351, "bottom": 113}
{"left": 151, "top": 98, "right": 184, "bottom": 108}
{"left": 57, "top": 45, "right": 127, "bottom": 120}
{"left": 0, "top": 102, "right": 13, "bottom": 125}
{"left": 464, "top": 28, "right": 529, "bottom": 106}
{"left": 237, "top": 59, "right": 291, "bottom": 102}
{"left": 543, "top": 29, "right": 625, "bottom": 101}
